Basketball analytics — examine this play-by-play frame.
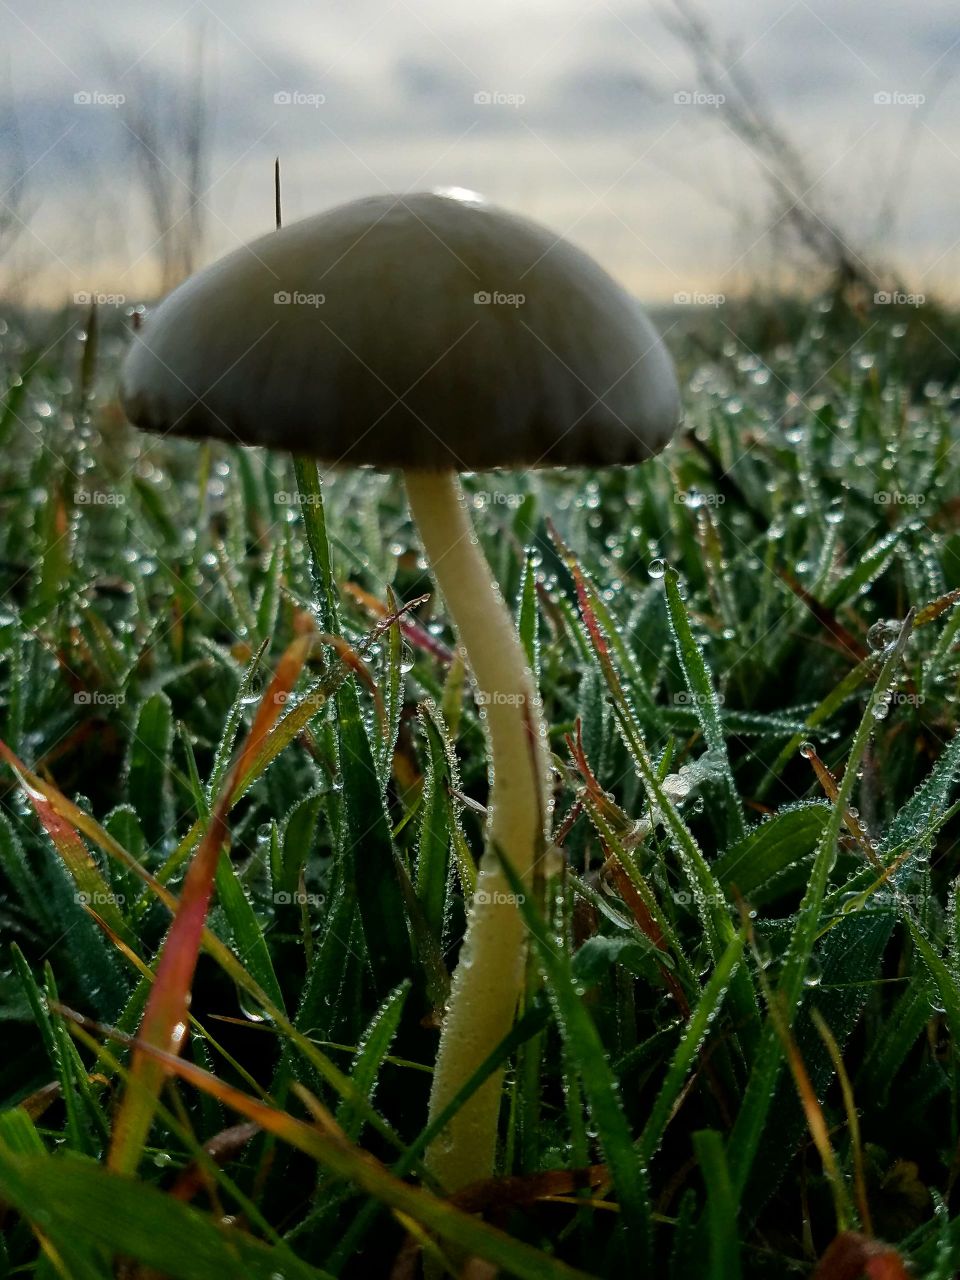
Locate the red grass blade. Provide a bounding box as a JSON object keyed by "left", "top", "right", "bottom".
{"left": 0, "top": 741, "right": 136, "bottom": 949}
{"left": 106, "top": 623, "right": 316, "bottom": 1173}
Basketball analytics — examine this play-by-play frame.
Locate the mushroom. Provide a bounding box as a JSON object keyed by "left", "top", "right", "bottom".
{"left": 119, "top": 188, "right": 681, "bottom": 1192}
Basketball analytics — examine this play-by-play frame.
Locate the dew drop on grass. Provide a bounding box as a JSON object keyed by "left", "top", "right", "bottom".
{"left": 799, "top": 741, "right": 815, "bottom": 758}
{"left": 239, "top": 983, "right": 268, "bottom": 1024}
{"left": 648, "top": 559, "right": 666, "bottom": 579}
{"left": 867, "top": 619, "right": 900, "bottom": 651}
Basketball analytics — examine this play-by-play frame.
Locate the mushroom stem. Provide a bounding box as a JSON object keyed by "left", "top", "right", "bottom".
{"left": 404, "top": 469, "right": 551, "bottom": 1192}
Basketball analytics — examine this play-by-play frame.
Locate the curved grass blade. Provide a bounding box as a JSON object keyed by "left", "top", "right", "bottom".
{"left": 0, "top": 740, "right": 136, "bottom": 951}
{"left": 69, "top": 1016, "right": 595, "bottom": 1280}
{"left": 497, "top": 848, "right": 652, "bottom": 1266}
{"left": 663, "top": 569, "right": 744, "bottom": 839}
{"left": 0, "top": 1145, "right": 327, "bottom": 1280}
{"left": 637, "top": 929, "right": 744, "bottom": 1163}
{"left": 722, "top": 611, "right": 914, "bottom": 1211}
{"left": 107, "top": 627, "right": 316, "bottom": 1173}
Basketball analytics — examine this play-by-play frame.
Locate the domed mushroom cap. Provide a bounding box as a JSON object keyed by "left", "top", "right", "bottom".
{"left": 121, "top": 190, "right": 680, "bottom": 470}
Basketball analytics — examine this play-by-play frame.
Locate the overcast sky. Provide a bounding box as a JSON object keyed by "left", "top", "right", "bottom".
{"left": 2, "top": 0, "right": 959, "bottom": 305}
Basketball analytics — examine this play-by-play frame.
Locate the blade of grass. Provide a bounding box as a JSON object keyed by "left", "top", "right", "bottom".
{"left": 663, "top": 569, "right": 744, "bottom": 839}
{"left": 107, "top": 626, "right": 316, "bottom": 1173}
{"left": 497, "top": 848, "right": 652, "bottom": 1266}
{"left": 693, "top": 1130, "right": 742, "bottom": 1280}
{"left": 722, "top": 611, "right": 914, "bottom": 1211}
{"left": 65, "top": 1012, "right": 596, "bottom": 1280}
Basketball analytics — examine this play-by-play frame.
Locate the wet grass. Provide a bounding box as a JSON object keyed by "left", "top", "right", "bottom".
{"left": 1, "top": 296, "right": 960, "bottom": 1276}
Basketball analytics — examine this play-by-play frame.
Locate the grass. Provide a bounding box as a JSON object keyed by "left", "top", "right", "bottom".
{"left": 1, "top": 294, "right": 960, "bottom": 1276}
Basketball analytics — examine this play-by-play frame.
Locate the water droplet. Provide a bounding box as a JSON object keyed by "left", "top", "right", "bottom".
{"left": 648, "top": 558, "right": 666, "bottom": 579}
{"left": 867, "top": 619, "right": 900, "bottom": 651}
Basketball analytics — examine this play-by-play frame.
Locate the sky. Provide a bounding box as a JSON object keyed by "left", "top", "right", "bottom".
{"left": 2, "top": 0, "right": 959, "bottom": 306}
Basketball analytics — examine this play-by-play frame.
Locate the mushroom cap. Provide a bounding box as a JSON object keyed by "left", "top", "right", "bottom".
{"left": 121, "top": 190, "right": 680, "bottom": 470}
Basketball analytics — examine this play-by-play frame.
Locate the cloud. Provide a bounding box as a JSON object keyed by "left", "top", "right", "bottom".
{"left": 2, "top": 0, "right": 959, "bottom": 303}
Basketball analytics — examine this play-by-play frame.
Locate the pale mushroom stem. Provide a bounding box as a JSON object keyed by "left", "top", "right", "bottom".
{"left": 404, "top": 469, "right": 551, "bottom": 1192}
